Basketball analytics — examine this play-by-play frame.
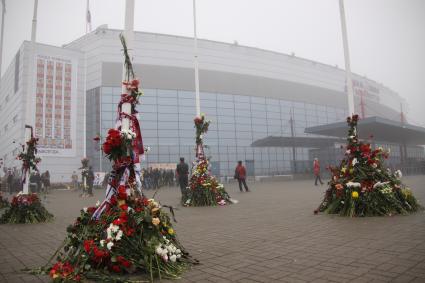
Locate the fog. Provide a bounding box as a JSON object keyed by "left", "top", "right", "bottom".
{"left": 1, "top": 0, "right": 425, "bottom": 125}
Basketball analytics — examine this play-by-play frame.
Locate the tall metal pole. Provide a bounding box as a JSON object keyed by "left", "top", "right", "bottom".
{"left": 121, "top": 0, "right": 135, "bottom": 132}
{"left": 193, "top": 0, "right": 200, "bottom": 116}
{"left": 83, "top": 0, "right": 90, "bottom": 160}
{"left": 339, "top": 0, "right": 355, "bottom": 116}
{"left": 25, "top": 0, "right": 38, "bottom": 143}
{"left": 0, "top": 0, "right": 5, "bottom": 80}
{"left": 31, "top": 0, "right": 38, "bottom": 43}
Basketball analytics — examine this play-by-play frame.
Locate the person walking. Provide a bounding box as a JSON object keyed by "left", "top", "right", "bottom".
{"left": 87, "top": 166, "right": 95, "bottom": 196}
{"left": 313, "top": 158, "right": 324, "bottom": 186}
{"left": 176, "top": 158, "right": 189, "bottom": 195}
{"left": 71, "top": 171, "right": 78, "bottom": 190}
{"left": 42, "top": 170, "right": 51, "bottom": 193}
{"left": 235, "top": 161, "right": 249, "bottom": 192}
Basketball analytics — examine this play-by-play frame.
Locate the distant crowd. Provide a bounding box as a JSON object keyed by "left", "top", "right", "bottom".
{"left": 0, "top": 167, "right": 51, "bottom": 194}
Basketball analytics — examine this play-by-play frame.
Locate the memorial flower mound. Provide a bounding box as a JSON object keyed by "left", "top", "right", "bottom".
{"left": 1, "top": 130, "right": 53, "bottom": 224}
{"left": 44, "top": 195, "right": 194, "bottom": 282}
{"left": 183, "top": 158, "right": 232, "bottom": 207}
{"left": 316, "top": 114, "right": 422, "bottom": 217}
{"left": 0, "top": 193, "right": 53, "bottom": 224}
{"left": 182, "top": 115, "right": 234, "bottom": 207}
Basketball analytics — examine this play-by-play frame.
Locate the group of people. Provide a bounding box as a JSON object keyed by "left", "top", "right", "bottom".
{"left": 1, "top": 168, "right": 50, "bottom": 194}
{"left": 141, "top": 168, "right": 175, "bottom": 190}
{"left": 175, "top": 157, "right": 250, "bottom": 194}
{"left": 29, "top": 170, "right": 51, "bottom": 193}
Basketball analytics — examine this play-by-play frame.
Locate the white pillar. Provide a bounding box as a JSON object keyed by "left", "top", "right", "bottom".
{"left": 339, "top": 0, "right": 355, "bottom": 116}
{"left": 193, "top": 0, "right": 200, "bottom": 116}
{"left": 22, "top": 128, "right": 32, "bottom": 194}
{"left": 121, "top": 0, "right": 135, "bottom": 131}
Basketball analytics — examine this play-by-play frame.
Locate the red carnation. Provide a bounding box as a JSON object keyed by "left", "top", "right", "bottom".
{"left": 117, "top": 185, "right": 127, "bottom": 200}
{"left": 103, "top": 142, "right": 112, "bottom": 154}
{"left": 120, "top": 204, "right": 128, "bottom": 211}
{"left": 83, "top": 240, "right": 94, "bottom": 253}
{"left": 111, "top": 265, "right": 121, "bottom": 273}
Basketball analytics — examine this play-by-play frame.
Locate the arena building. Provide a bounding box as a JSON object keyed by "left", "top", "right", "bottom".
{"left": 1, "top": 25, "right": 424, "bottom": 181}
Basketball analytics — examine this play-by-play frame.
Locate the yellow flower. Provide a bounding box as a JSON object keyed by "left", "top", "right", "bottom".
{"left": 341, "top": 167, "right": 347, "bottom": 173}
{"left": 168, "top": 228, "right": 174, "bottom": 235}
{"left": 352, "top": 191, "right": 359, "bottom": 198}
{"left": 152, "top": 217, "right": 160, "bottom": 226}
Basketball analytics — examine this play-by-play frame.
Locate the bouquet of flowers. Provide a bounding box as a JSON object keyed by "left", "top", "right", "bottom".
{"left": 37, "top": 35, "right": 196, "bottom": 282}
{"left": 315, "top": 114, "right": 421, "bottom": 217}
{"left": 182, "top": 115, "right": 233, "bottom": 206}
{"left": 0, "top": 192, "right": 53, "bottom": 223}
{"left": 17, "top": 137, "right": 41, "bottom": 171}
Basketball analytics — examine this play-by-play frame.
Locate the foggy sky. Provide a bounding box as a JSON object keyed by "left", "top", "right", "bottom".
{"left": 1, "top": 0, "right": 424, "bottom": 125}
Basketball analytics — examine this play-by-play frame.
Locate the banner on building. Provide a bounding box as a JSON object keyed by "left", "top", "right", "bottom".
{"left": 34, "top": 54, "right": 77, "bottom": 157}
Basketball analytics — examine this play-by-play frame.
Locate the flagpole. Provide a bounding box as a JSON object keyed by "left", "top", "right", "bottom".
{"left": 193, "top": 0, "right": 200, "bottom": 117}
{"left": 121, "top": 0, "right": 135, "bottom": 132}
{"left": 83, "top": 0, "right": 92, "bottom": 161}
{"left": 0, "top": 0, "right": 5, "bottom": 79}
{"left": 339, "top": 0, "right": 355, "bottom": 116}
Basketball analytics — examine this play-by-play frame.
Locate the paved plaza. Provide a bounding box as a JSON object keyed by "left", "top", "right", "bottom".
{"left": 0, "top": 176, "right": 424, "bottom": 283}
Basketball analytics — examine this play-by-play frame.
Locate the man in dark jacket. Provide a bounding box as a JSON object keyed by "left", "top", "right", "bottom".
{"left": 87, "top": 167, "right": 95, "bottom": 196}
{"left": 235, "top": 161, "right": 250, "bottom": 192}
{"left": 7, "top": 170, "right": 14, "bottom": 194}
{"left": 176, "top": 157, "right": 189, "bottom": 195}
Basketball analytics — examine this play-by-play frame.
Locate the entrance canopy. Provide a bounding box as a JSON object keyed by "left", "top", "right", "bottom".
{"left": 251, "top": 136, "right": 341, "bottom": 148}
{"left": 305, "top": 116, "right": 425, "bottom": 145}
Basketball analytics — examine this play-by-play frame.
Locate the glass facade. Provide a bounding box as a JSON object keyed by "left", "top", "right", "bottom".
{"left": 87, "top": 87, "right": 345, "bottom": 175}
{"left": 86, "top": 87, "right": 424, "bottom": 176}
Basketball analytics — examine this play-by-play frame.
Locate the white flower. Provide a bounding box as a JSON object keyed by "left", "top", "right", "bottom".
{"left": 83, "top": 207, "right": 88, "bottom": 213}
{"left": 352, "top": 158, "right": 358, "bottom": 166}
{"left": 346, "top": 150, "right": 351, "bottom": 154}
{"left": 170, "top": 254, "right": 177, "bottom": 262}
{"left": 107, "top": 242, "right": 114, "bottom": 250}
{"left": 346, "top": 182, "right": 361, "bottom": 188}
{"left": 372, "top": 163, "right": 378, "bottom": 168}
{"left": 176, "top": 254, "right": 181, "bottom": 259}
{"left": 349, "top": 135, "right": 355, "bottom": 140}
{"left": 176, "top": 249, "right": 181, "bottom": 254}
{"left": 95, "top": 200, "right": 100, "bottom": 207}
{"left": 373, "top": 181, "right": 389, "bottom": 189}
{"left": 156, "top": 246, "right": 164, "bottom": 255}
{"left": 394, "top": 170, "right": 402, "bottom": 179}
{"left": 115, "top": 230, "right": 123, "bottom": 241}
{"left": 100, "top": 240, "right": 105, "bottom": 247}
{"left": 110, "top": 224, "right": 119, "bottom": 233}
